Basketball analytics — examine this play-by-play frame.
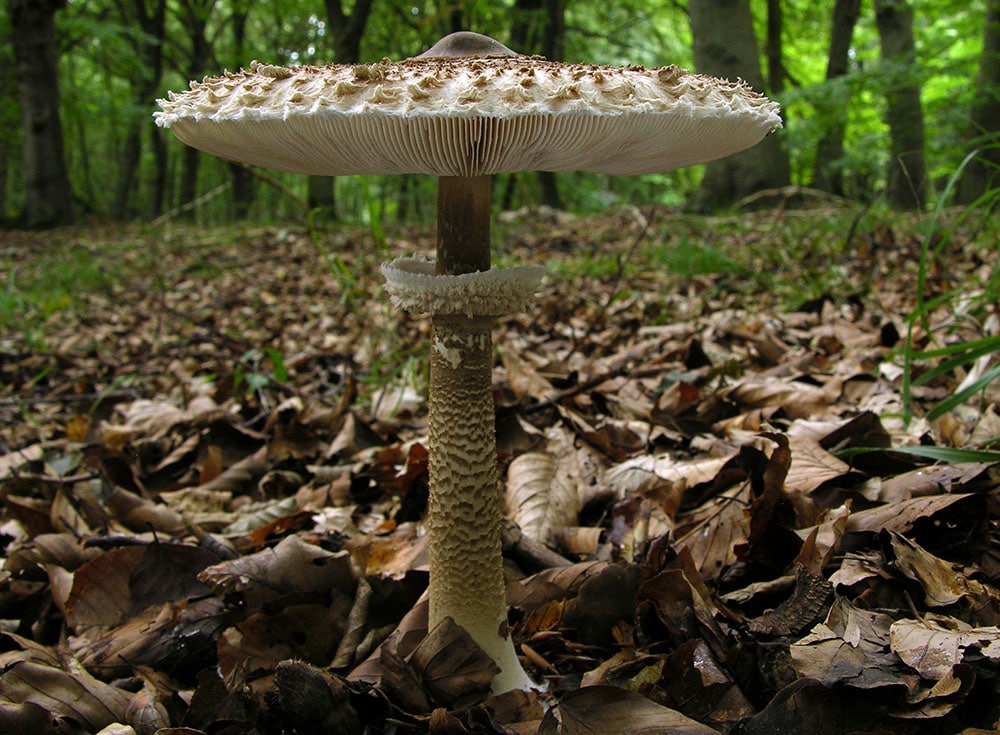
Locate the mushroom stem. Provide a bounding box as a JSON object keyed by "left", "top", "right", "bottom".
{"left": 436, "top": 175, "right": 491, "bottom": 274}
{"left": 426, "top": 174, "right": 533, "bottom": 693}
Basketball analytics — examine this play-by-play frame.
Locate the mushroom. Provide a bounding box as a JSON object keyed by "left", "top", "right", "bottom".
{"left": 155, "top": 31, "right": 782, "bottom": 693}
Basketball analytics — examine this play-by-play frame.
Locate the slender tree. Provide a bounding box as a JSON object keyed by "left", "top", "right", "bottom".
{"left": 8, "top": 0, "right": 76, "bottom": 227}
{"left": 112, "top": 0, "right": 167, "bottom": 219}
{"left": 766, "top": 0, "right": 785, "bottom": 94}
{"left": 0, "top": 9, "right": 15, "bottom": 223}
{"left": 175, "top": 0, "right": 217, "bottom": 216}
{"left": 688, "top": 0, "right": 790, "bottom": 209}
{"left": 508, "top": 0, "right": 566, "bottom": 209}
{"left": 814, "top": 0, "right": 862, "bottom": 196}
{"left": 874, "top": 0, "right": 928, "bottom": 209}
{"left": 228, "top": 0, "right": 256, "bottom": 219}
{"left": 307, "top": 0, "right": 376, "bottom": 217}
{"left": 956, "top": 0, "right": 1000, "bottom": 204}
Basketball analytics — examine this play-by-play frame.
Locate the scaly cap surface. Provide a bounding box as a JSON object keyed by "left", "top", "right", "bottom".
{"left": 155, "top": 32, "right": 782, "bottom": 177}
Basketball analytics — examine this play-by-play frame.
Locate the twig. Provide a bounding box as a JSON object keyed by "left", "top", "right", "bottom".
{"left": 521, "top": 362, "right": 669, "bottom": 416}
{"left": 5, "top": 472, "right": 99, "bottom": 484}
{"left": 566, "top": 206, "right": 655, "bottom": 361}
{"left": 149, "top": 182, "right": 232, "bottom": 227}
{"left": 0, "top": 389, "right": 138, "bottom": 408}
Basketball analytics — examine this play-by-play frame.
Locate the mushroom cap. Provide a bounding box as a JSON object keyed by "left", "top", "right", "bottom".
{"left": 155, "top": 32, "right": 782, "bottom": 177}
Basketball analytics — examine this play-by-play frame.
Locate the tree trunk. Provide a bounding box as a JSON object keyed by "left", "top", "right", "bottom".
{"left": 510, "top": 0, "right": 565, "bottom": 209}
{"left": 0, "top": 48, "right": 13, "bottom": 224}
{"left": 956, "top": 0, "right": 1000, "bottom": 204}
{"left": 312, "top": 0, "right": 375, "bottom": 221}
{"left": 688, "top": 0, "right": 790, "bottom": 210}
{"left": 307, "top": 175, "right": 335, "bottom": 215}
{"left": 113, "top": 0, "right": 167, "bottom": 220}
{"left": 228, "top": 1, "right": 256, "bottom": 219}
{"left": 8, "top": 0, "right": 75, "bottom": 228}
{"left": 150, "top": 124, "right": 168, "bottom": 216}
{"left": 874, "top": 0, "right": 928, "bottom": 210}
{"left": 176, "top": 0, "right": 215, "bottom": 217}
{"left": 814, "top": 0, "right": 862, "bottom": 196}
{"left": 766, "top": 0, "right": 785, "bottom": 94}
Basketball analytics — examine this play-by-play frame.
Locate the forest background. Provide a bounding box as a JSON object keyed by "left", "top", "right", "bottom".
{"left": 3, "top": 3, "right": 1000, "bottom": 732}
{"left": 2, "top": 0, "right": 999, "bottom": 231}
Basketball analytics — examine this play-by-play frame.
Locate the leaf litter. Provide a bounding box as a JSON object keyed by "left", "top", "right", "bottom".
{"left": 1, "top": 207, "right": 999, "bottom": 734}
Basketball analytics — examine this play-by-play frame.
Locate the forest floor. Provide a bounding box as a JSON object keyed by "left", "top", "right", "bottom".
{"left": 1, "top": 201, "right": 999, "bottom": 735}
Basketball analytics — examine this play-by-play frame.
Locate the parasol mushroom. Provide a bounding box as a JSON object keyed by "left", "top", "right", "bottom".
{"left": 155, "top": 30, "right": 782, "bottom": 693}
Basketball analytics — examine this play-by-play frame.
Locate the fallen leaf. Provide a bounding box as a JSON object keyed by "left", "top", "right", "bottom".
{"left": 410, "top": 616, "right": 499, "bottom": 707}
{"left": 790, "top": 596, "right": 906, "bottom": 689}
{"left": 890, "top": 615, "right": 1000, "bottom": 679}
{"left": 885, "top": 530, "right": 1000, "bottom": 608}
{"left": 506, "top": 452, "right": 580, "bottom": 544}
{"left": 0, "top": 659, "right": 130, "bottom": 732}
{"left": 197, "top": 534, "right": 355, "bottom": 614}
{"left": 541, "top": 685, "right": 721, "bottom": 734}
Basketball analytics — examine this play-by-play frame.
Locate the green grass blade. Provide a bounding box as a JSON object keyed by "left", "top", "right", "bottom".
{"left": 838, "top": 445, "right": 1000, "bottom": 463}
{"left": 926, "top": 363, "right": 1000, "bottom": 421}
{"left": 913, "top": 335, "right": 1000, "bottom": 386}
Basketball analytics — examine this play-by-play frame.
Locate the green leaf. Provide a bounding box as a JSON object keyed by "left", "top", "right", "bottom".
{"left": 838, "top": 445, "right": 1000, "bottom": 463}
{"left": 912, "top": 334, "right": 1000, "bottom": 386}
{"left": 926, "top": 363, "right": 1000, "bottom": 421}
{"left": 264, "top": 347, "right": 288, "bottom": 383}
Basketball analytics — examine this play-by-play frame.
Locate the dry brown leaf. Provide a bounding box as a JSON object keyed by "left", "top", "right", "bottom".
{"left": 73, "top": 596, "right": 229, "bottom": 677}
{"left": 637, "top": 564, "right": 725, "bottom": 649}
{"left": 332, "top": 575, "right": 424, "bottom": 669}
{"left": 828, "top": 550, "right": 885, "bottom": 589}
{"left": 501, "top": 345, "right": 557, "bottom": 403}
{"left": 221, "top": 495, "right": 299, "bottom": 536}
{"left": 217, "top": 603, "right": 348, "bottom": 677}
{"left": 673, "top": 485, "right": 750, "bottom": 582}
{"left": 348, "top": 520, "right": 427, "bottom": 578}
{"left": 0, "top": 659, "right": 131, "bottom": 732}
{"left": 607, "top": 453, "right": 730, "bottom": 497}
{"left": 890, "top": 615, "right": 1000, "bottom": 680}
{"left": 845, "top": 493, "right": 974, "bottom": 536}
{"left": 196, "top": 444, "right": 269, "bottom": 495}
{"left": 198, "top": 534, "right": 355, "bottom": 613}
{"left": 66, "top": 543, "right": 220, "bottom": 635}
{"left": 551, "top": 526, "right": 602, "bottom": 557}
{"left": 104, "top": 486, "right": 185, "bottom": 536}
{"left": 0, "top": 699, "right": 69, "bottom": 734}
{"left": 114, "top": 399, "right": 192, "bottom": 438}
{"left": 785, "top": 435, "right": 852, "bottom": 497}
{"left": 508, "top": 561, "right": 609, "bottom": 611}
{"left": 410, "top": 616, "right": 499, "bottom": 707}
{"left": 876, "top": 462, "right": 998, "bottom": 502}
{"left": 887, "top": 531, "right": 1000, "bottom": 608}
{"left": 0, "top": 441, "right": 46, "bottom": 480}
{"left": 541, "top": 685, "right": 721, "bottom": 735}
{"left": 790, "top": 597, "right": 904, "bottom": 688}
{"left": 65, "top": 547, "right": 142, "bottom": 632}
{"left": 722, "top": 377, "right": 836, "bottom": 418}
{"left": 506, "top": 452, "right": 580, "bottom": 544}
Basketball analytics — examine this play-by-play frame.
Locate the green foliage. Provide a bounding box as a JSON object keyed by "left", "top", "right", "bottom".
{"left": 643, "top": 237, "right": 748, "bottom": 278}
{"left": 838, "top": 444, "right": 1000, "bottom": 462}
{"left": 1, "top": 0, "right": 997, "bottom": 224}
{"left": 0, "top": 243, "right": 111, "bottom": 337}
{"left": 234, "top": 346, "right": 288, "bottom": 402}
{"left": 900, "top": 151, "right": 1000, "bottom": 433}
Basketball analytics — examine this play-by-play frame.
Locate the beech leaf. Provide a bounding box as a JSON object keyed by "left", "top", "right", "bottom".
{"left": 544, "top": 685, "right": 721, "bottom": 735}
